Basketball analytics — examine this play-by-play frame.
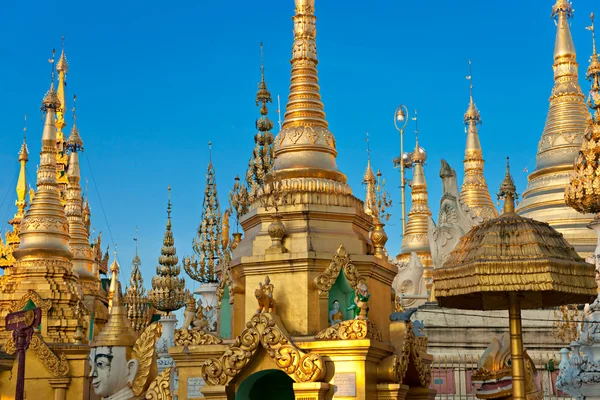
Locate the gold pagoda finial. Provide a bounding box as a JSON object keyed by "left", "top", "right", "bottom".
{"left": 246, "top": 43, "right": 275, "bottom": 200}
{"left": 363, "top": 132, "right": 376, "bottom": 216}
{"left": 460, "top": 60, "right": 497, "bottom": 220}
{"left": 148, "top": 187, "right": 187, "bottom": 314}
{"left": 15, "top": 116, "right": 29, "bottom": 220}
{"left": 498, "top": 157, "right": 518, "bottom": 215}
{"left": 586, "top": 13, "right": 600, "bottom": 122}
{"left": 271, "top": 0, "right": 349, "bottom": 190}
{"left": 56, "top": 37, "right": 68, "bottom": 141}
{"left": 108, "top": 252, "right": 120, "bottom": 311}
{"left": 552, "top": 0, "right": 576, "bottom": 60}
{"left": 399, "top": 115, "right": 431, "bottom": 257}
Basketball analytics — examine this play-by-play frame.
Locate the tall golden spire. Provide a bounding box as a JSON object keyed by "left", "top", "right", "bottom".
{"left": 108, "top": 254, "right": 120, "bottom": 312}
{"left": 65, "top": 95, "right": 95, "bottom": 281}
{"left": 56, "top": 36, "right": 68, "bottom": 140}
{"left": 54, "top": 38, "right": 70, "bottom": 204}
{"left": 363, "top": 132, "right": 376, "bottom": 216}
{"left": 399, "top": 114, "right": 432, "bottom": 259}
{"left": 517, "top": 0, "right": 595, "bottom": 255}
{"left": 149, "top": 187, "right": 187, "bottom": 314}
{"left": 5, "top": 59, "right": 82, "bottom": 342}
{"left": 271, "top": 0, "right": 350, "bottom": 193}
{"left": 246, "top": 43, "right": 275, "bottom": 200}
{"left": 460, "top": 61, "right": 497, "bottom": 221}
{"left": 0, "top": 117, "right": 30, "bottom": 269}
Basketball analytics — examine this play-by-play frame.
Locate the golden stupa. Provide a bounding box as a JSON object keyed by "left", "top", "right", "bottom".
{"left": 517, "top": 0, "right": 597, "bottom": 255}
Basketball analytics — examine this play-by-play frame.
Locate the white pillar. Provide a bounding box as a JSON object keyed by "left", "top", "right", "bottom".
{"left": 156, "top": 313, "right": 177, "bottom": 373}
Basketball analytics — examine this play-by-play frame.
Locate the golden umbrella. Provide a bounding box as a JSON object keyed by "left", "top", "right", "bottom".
{"left": 433, "top": 159, "right": 597, "bottom": 399}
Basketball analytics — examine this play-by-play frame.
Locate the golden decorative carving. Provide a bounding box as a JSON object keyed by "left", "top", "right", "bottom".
{"left": 202, "top": 313, "right": 325, "bottom": 386}
{"left": 5, "top": 333, "right": 70, "bottom": 377}
{"left": 315, "top": 319, "right": 382, "bottom": 341}
{"left": 9, "top": 290, "right": 52, "bottom": 313}
{"left": 132, "top": 322, "right": 160, "bottom": 397}
{"left": 145, "top": 367, "right": 173, "bottom": 400}
{"left": 174, "top": 328, "right": 223, "bottom": 346}
{"left": 314, "top": 245, "right": 367, "bottom": 297}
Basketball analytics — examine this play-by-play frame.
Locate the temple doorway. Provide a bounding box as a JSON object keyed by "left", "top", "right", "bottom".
{"left": 235, "top": 369, "right": 294, "bottom": 400}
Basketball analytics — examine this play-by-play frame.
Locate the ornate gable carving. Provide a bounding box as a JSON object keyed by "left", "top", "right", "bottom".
{"left": 4, "top": 333, "right": 69, "bottom": 377}
{"left": 10, "top": 290, "right": 52, "bottom": 313}
{"left": 313, "top": 245, "right": 367, "bottom": 297}
{"left": 201, "top": 313, "right": 326, "bottom": 386}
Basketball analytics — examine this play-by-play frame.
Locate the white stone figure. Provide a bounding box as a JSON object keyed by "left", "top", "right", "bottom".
{"left": 392, "top": 252, "right": 427, "bottom": 308}
{"left": 557, "top": 292, "right": 600, "bottom": 399}
{"left": 428, "top": 160, "right": 482, "bottom": 269}
{"left": 89, "top": 346, "right": 139, "bottom": 400}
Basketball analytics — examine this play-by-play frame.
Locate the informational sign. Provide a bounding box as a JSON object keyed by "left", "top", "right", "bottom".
{"left": 333, "top": 372, "right": 357, "bottom": 397}
{"left": 5, "top": 309, "right": 39, "bottom": 331}
{"left": 187, "top": 377, "right": 206, "bottom": 399}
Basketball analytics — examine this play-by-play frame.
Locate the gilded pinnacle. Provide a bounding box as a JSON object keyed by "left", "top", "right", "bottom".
{"left": 18, "top": 135, "right": 29, "bottom": 163}
{"left": 552, "top": 0, "right": 576, "bottom": 60}
{"left": 498, "top": 157, "right": 517, "bottom": 214}
{"left": 56, "top": 36, "right": 69, "bottom": 73}
{"left": 272, "top": 0, "right": 349, "bottom": 188}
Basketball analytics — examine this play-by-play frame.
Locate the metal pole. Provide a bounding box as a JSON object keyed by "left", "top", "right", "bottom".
{"left": 15, "top": 330, "right": 28, "bottom": 400}
{"left": 400, "top": 126, "right": 406, "bottom": 235}
{"left": 508, "top": 293, "right": 526, "bottom": 400}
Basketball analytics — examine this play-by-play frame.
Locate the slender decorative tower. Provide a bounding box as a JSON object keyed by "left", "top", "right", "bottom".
{"left": 270, "top": 0, "right": 350, "bottom": 194}
{"left": 148, "top": 187, "right": 186, "bottom": 372}
{"left": 0, "top": 121, "right": 29, "bottom": 270}
{"left": 246, "top": 43, "right": 275, "bottom": 200}
{"left": 185, "top": 145, "right": 222, "bottom": 324}
{"left": 124, "top": 230, "right": 151, "bottom": 334}
{"left": 398, "top": 130, "right": 432, "bottom": 265}
{"left": 460, "top": 64, "right": 497, "bottom": 221}
{"left": 516, "top": 0, "right": 595, "bottom": 255}
{"left": 108, "top": 255, "right": 120, "bottom": 312}
{"left": 55, "top": 38, "right": 70, "bottom": 203}
{"left": 64, "top": 95, "right": 107, "bottom": 337}
{"left": 0, "top": 74, "right": 82, "bottom": 343}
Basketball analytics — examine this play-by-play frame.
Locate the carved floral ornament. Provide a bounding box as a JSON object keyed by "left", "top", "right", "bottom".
{"left": 4, "top": 333, "right": 70, "bottom": 378}
{"left": 174, "top": 328, "right": 223, "bottom": 346}
{"left": 315, "top": 319, "right": 382, "bottom": 341}
{"left": 313, "top": 245, "right": 367, "bottom": 297}
{"left": 201, "top": 313, "right": 326, "bottom": 386}
{"left": 144, "top": 367, "right": 173, "bottom": 400}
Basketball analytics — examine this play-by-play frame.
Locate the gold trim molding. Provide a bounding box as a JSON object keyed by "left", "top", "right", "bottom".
{"left": 9, "top": 290, "right": 52, "bottom": 313}
{"left": 313, "top": 245, "right": 367, "bottom": 297}
{"left": 201, "top": 313, "right": 326, "bottom": 386}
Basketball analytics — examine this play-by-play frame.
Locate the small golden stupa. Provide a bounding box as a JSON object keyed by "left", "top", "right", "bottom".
{"left": 434, "top": 158, "right": 597, "bottom": 399}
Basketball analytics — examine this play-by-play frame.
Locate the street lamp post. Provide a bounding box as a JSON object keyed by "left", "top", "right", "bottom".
{"left": 393, "top": 105, "right": 409, "bottom": 236}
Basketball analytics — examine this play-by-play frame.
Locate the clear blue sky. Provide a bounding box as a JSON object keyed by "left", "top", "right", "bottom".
{"left": 0, "top": 0, "right": 597, "bottom": 288}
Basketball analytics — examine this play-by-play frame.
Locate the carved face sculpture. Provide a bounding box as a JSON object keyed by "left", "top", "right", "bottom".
{"left": 89, "top": 346, "right": 139, "bottom": 398}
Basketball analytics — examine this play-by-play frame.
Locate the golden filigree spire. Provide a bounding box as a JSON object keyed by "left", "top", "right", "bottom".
{"left": 363, "top": 132, "right": 376, "bottom": 216}
{"left": 185, "top": 144, "right": 223, "bottom": 283}
{"left": 460, "top": 61, "right": 497, "bottom": 221}
{"left": 53, "top": 38, "right": 70, "bottom": 205}
{"left": 124, "top": 227, "right": 151, "bottom": 333}
{"left": 0, "top": 117, "right": 30, "bottom": 269}
{"left": 246, "top": 43, "right": 275, "bottom": 200}
{"left": 65, "top": 94, "right": 95, "bottom": 285}
{"left": 399, "top": 113, "right": 432, "bottom": 256}
{"left": 91, "top": 288, "right": 137, "bottom": 348}
{"left": 517, "top": 1, "right": 594, "bottom": 254}
{"left": 271, "top": 0, "right": 350, "bottom": 192}
{"left": 566, "top": 13, "right": 600, "bottom": 214}
{"left": 149, "top": 187, "right": 186, "bottom": 313}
